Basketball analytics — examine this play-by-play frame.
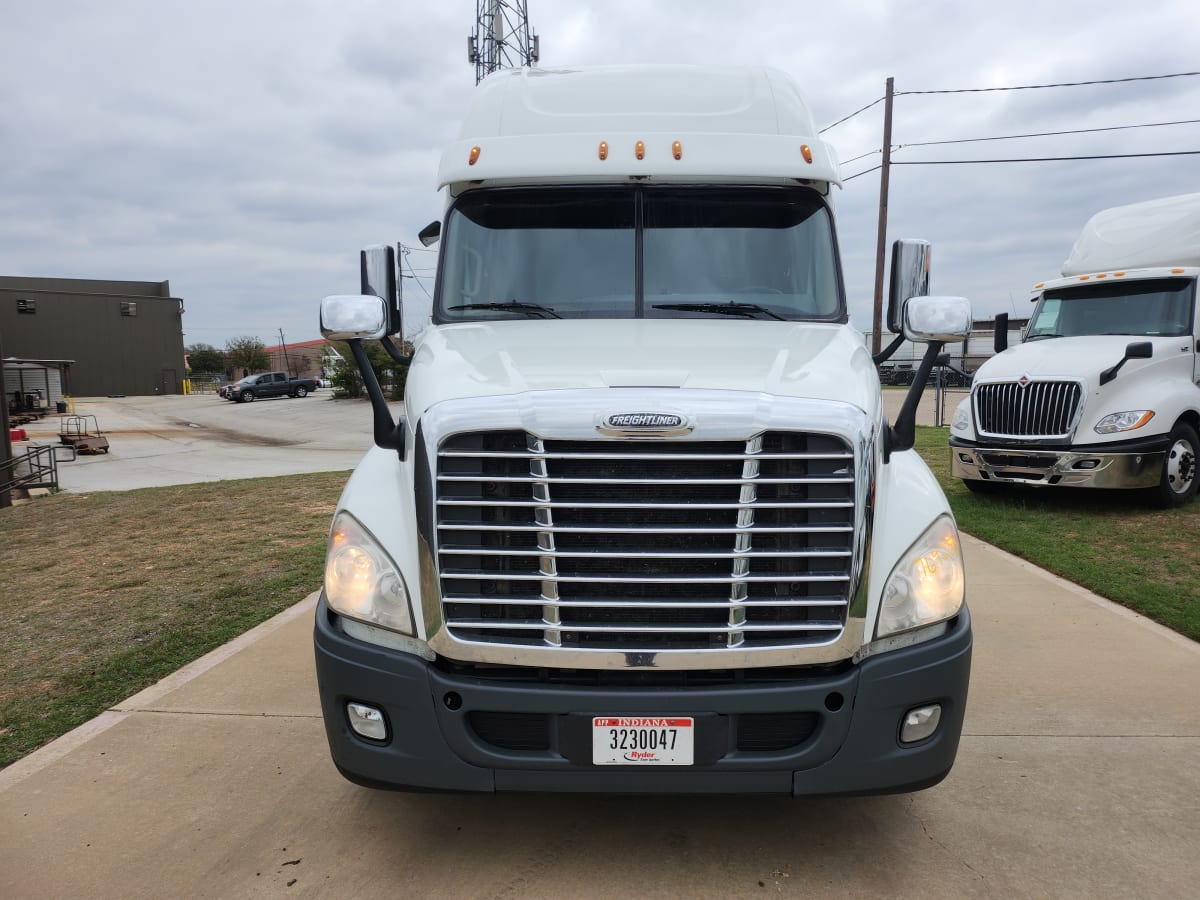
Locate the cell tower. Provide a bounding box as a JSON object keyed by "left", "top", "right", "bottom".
{"left": 467, "top": 1, "right": 540, "bottom": 85}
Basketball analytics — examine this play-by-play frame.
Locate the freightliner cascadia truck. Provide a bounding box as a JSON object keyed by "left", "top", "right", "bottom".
{"left": 315, "top": 65, "right": 974, "bottom": 794}
{"left": 951, "top": 192, "right": 1200, "bottom": 507}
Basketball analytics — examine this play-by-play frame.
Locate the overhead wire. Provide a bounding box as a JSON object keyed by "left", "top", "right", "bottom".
{"left": 895, "top": 70, "right": 1200, "bottom": 95}
{"left": 893, "top": 118, "right": 1200, "bottom": 151}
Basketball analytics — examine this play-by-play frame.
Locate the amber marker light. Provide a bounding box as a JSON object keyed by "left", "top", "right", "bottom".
{"left": 1114, "top": 272, "right": 1126, "bottom": 277}
{"left": 1034, "top": 283, "right": 1045, "bottom": 289}
{"left": 598, "top": 141, "right": 609, "bottom": 160}
{"left": 468, "top": 146, "right": 481, "bottom": 166}
{"left": 1172, "top": 268, "right": 1185, "bottom": 274}
{"left": 672, "top": 140, "right": 682, "bottom": 160}
{"left": 800, "top": 144, "right": 813, "bottom": 164}
{"left": 1096, "top": 273, "right": 1108, "bottom": 279}
{"left": 1079, "top": 275, "right": 1090, "bottom": 281}
{"left": 635, "top": 140, "right": 645, "bottom": 160}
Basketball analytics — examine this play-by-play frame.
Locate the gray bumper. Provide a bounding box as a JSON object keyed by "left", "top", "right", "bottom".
{"left": 951, "top": 444, "right": 1164, "bottom": 489}
{"left": 314, "top": 597, "right": 972, "bottom": 796}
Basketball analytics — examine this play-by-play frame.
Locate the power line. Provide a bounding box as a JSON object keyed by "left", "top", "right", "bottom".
{"left": 893, "top": 118, "right": 1200, "bottom": 151}
{"left": 400, "top": 249, "right": 433, "bottom": 301}
{"left": 892, "top": 149, "right": 1200, "bottom": 165}
{"left": 839, "top": 149, "right": 881, "bottom": 165}
{"left": 819, "top": 96, "right": 884, "bottom": 133}
{"left": 843, "top": 165, "right": 882, "bottom": 182}
{"left": 895, "top": 70, "right": 1200, "bottom": 96}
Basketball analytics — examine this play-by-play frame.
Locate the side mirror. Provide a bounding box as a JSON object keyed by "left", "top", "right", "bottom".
{"left": 418, "top": 220, "right": 441, "bottom": 248}
{"left": 886, "top": 239, "right": 931, "bottom": 333}
{"left": 993, "top": 313, "right": 1009, "bottom": 354}
{"left": 361, "top": 245, "right": 402, "bottom": 337}
{"left": 320, "top": 294, "right": 389, "bottom": 341}
{"left": 1099, "top": 341, "right": 1153, "bottom": 386}
{"left": 903, "top": 295, "right": 972, "bottom": 343}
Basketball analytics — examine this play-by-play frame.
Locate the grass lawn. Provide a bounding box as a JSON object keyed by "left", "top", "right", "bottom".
{"left": 0, "top": 472, "right": 347, "bottom": 769}
{"left": 912, "top": 426, "right": 1200, "bottom": 643}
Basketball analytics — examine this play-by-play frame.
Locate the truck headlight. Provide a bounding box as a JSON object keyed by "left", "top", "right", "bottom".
{"left": 951, "top": 403, "right": 970, "bottom": 432}
{"left": 1094, "top": 410, "right": 1154, "bottom": 434}
{"left": 325, "top": 511, "right": 414, "bottom": 635}
{"left": 876, "top": 515, "right": 964, "bottom": 639}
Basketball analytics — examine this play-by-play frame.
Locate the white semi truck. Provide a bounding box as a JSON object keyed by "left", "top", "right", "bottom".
{"left": 951, "top": 193, "right": 1200, "bottom": 507}
{"left": 315, "top": 65, "right": 974, "bottom": 794}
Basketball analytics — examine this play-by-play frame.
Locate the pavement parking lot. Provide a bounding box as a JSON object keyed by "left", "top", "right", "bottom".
{"left": 3, "top": 392, "right": 1199, "bottom": 897}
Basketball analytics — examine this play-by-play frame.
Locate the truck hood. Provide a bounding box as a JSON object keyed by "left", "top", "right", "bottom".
{"left": 975, "top": 334, "right": 1191, "bottom": 384}
{"left": 406, "top": 319, "right": 879, "bottom": 420}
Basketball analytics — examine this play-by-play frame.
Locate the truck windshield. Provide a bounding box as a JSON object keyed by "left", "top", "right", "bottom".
{"left": 1026, "top": 278, "right": 1195, "bottom": 340}
{"left": 436, "top": 186, "right": 843, "bottom": 322}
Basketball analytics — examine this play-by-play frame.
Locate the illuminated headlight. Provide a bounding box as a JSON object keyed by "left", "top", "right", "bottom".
{"left": 877, "top": 515, "right": 965, "bottom": 639}
{"left": 951, "top": 403, "right": 970, "bottom": 432}
{"left": 325, "top": 512, "right": 413, "bottom": 634}
{"left": 1094, "top": 410, "right": 1154, "bottom": 434}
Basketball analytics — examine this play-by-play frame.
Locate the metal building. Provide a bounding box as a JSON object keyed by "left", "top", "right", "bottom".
{"left": 0, "top": 276, "right": 186, "bottom": 396}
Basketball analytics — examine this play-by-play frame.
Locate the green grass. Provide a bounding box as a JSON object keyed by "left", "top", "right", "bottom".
{"left": 0, "top": 473, "right": 347, "bottom": 769}
{"left": 912, "top": 426, "right": 1200, "bottom": 642}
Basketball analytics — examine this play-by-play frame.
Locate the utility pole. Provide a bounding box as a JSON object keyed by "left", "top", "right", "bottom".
{"left": 870, "top": 77, "right": 895, "bottom": 358}
{"left": 279, "top": 329, "right": 293, "bottom": 377}
{"left": 467, "top": 0, "right": 539, "bottom": 85}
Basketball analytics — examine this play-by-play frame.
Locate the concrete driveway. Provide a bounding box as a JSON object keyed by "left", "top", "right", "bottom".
{"left": 3, "top": 393, "right": 1198, "bottom": 897}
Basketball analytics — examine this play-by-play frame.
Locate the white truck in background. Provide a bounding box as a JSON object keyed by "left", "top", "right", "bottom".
{"left": 951, "top": 193, "right": 1200, "bottom": 507}
{"left": 314, "top": 65, "right": 974, "bottom": 795}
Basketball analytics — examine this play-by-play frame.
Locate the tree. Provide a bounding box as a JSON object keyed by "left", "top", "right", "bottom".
{"left": 224, "top": 336, "right": 269, "bottom": 375}
{"left": 185, "top": 343, "right": 225, "bottom": 374}
{"left": 326, "top": 339, "right": 412, "bottom": 401}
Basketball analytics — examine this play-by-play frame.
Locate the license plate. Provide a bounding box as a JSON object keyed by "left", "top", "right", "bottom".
{"left": 592, "top": 717, "right": 694, "bottom": 765}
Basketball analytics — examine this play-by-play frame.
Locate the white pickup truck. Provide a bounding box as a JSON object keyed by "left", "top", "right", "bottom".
{"left": 314, "top": 65, "right": 974, "bottom": 795}
{"left": 952, "top": 193, "right": 1200, "bottom": 507}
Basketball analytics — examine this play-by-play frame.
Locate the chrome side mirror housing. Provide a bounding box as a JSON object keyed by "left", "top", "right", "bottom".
{"left": 320, "top": 294, "right": 390, "bottom": 341}
{"left": 903, "top": 295, "right": 972, "bottom": 343}
{"left": 886, "top": 239, "right": 931, "bottom": 333}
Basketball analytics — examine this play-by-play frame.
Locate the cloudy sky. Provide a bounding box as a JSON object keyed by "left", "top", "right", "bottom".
{"left": 3, "top": 1, "right": 1198, "bottom": 351}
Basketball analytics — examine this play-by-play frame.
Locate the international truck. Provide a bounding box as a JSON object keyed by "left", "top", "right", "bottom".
{"left": 951, "top": 192, "right": 1200, "bottom": 507}
{"left": 314, "top": 65, "right": 974, "bottom": 795}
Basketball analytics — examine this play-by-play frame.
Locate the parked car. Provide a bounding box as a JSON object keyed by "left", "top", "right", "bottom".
{"left": 226, "top": 372, "right": 318, "bottom": 402}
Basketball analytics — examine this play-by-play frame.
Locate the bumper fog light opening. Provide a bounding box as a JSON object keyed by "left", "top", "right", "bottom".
{"left": 347, "top": 701, "right": 389, "bottom": 741}
{"left": 900, "top": 704, "right": 942, "bottom": 744}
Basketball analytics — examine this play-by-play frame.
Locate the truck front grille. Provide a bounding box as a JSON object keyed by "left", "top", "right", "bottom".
{"left": 435, "top": 430, "right": 856, "bottom": 652}
{"left": 973, "top": 380, "right": 1083, "bottom": 438}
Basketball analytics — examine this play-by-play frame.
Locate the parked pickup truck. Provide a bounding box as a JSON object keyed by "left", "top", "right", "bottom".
{"left": 227, "top": 371, "right": 317, "bottom": 402}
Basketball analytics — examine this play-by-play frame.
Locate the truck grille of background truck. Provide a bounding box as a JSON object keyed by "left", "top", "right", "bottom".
{"left": 973, "top": 379, "right": 1084, "bottom": 439}
{"left": 435, "top": 430, "right": 856, "bottom": 652}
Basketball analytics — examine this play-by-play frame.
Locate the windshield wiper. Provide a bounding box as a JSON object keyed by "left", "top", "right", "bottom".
{"left": 1024, "top": 332, "right": 1061, "bottom": 342}
{"left": 449, "top": 301, "right": 561, "bottom": 319}
{"left": 652, "top": 301, "right": 786, "bottom": 321}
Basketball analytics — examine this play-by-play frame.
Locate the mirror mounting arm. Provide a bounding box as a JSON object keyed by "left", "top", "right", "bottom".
{"left": 885, "top": 340, "right": 945, "bottom": 460}
{"left": 872, "top": 332, "right": 906, "bottom": 366}
{"left": 380, "top": 335, "right": 413, "bottom": 367}
{"left": 349, "top": 339, "right": 406, "bottom": 457}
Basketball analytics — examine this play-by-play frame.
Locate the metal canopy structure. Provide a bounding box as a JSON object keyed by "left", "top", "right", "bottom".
{"left": 468, "top": 0, "right": 539, "bottom": 85}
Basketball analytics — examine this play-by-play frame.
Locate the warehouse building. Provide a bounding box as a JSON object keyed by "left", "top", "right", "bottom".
{"left": 0, "top": 276, "right": 186, "bottom": 396}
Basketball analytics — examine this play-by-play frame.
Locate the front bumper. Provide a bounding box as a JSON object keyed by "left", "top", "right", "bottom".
{"left": 313, "top": 597, "right": 972, "bottom": 795}
{"left": 950, "top": 436, "right": 1165, "bottom": 489}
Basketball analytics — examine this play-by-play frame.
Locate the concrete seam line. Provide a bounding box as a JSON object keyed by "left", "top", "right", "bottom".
{"left": 962, "top": 534, "right": 1200, "bottom": 655}
{"left": 0, "top": 592, "right": 320, "bottom": 794}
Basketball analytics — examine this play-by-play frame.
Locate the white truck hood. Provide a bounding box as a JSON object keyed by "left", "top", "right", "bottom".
{"left": 406, "top": 319, "right": 879, "bottom": 421}
{"left": 975, "top": 334, "right": 1188, "bottom": 384}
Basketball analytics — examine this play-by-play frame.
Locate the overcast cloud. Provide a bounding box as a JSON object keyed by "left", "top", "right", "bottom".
{"left": 2, "top": 1, "right": 1198, "bottom": 349}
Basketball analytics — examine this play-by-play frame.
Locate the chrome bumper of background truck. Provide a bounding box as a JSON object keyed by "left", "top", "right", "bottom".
{"left": 951, "top": 444, "right": 1164, "bottom": 489}
{"left": 314, "top": 596, "right": 972, "bottom": 796}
